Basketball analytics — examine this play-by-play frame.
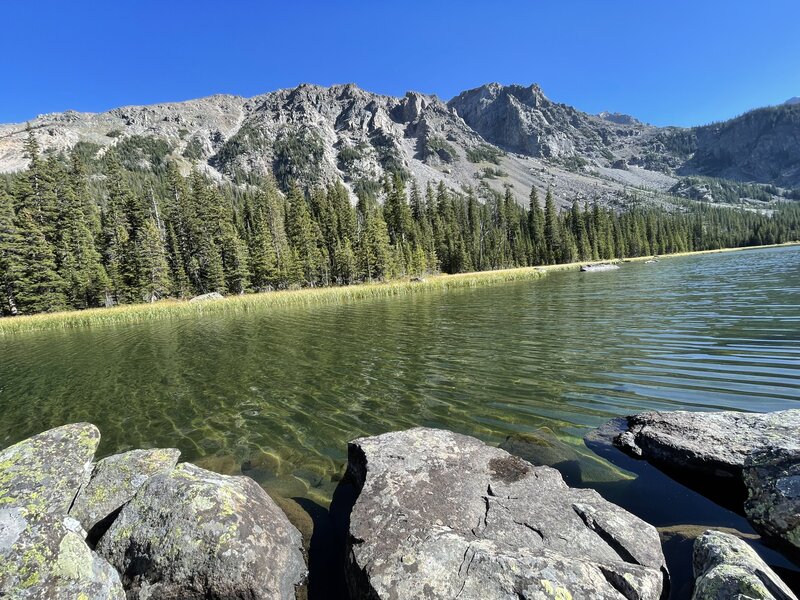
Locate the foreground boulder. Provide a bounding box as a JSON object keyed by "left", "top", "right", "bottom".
{"left": 70, "top": 448, "right": 180, "bottom": 538}
{"left": 344, "top": 427, "right": 667, "bottom": 599}
{"left": 596, "top": 409, "right": 800, "bottom": 555}
{"left": 692, "top": 530, "right": 797, "bottom": 600}
{"left": 96, "top": 463, "right": 306, "bottom": 599}
{"left": 0, "top": 509, "right": 124, "bottom": 598}
{"left": 0, "top": 423, "right": 100, "bottom": 518}
{"left": 609, "top": 409, "right": 800, "bottom": 480}
{"left": 744, "top": 447, "right": 800, "bottom": 558}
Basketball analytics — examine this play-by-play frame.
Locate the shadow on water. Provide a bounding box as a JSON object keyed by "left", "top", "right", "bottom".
{"left": 579, "top": 434, "right": 800, "bottom": 598}
{"left": 296, "top": 475, "right": 359, "bottom": 600}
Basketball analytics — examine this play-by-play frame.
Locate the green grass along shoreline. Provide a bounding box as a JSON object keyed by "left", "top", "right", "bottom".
{"left": 0, "top": 242, "right": 796, "bottom": 336}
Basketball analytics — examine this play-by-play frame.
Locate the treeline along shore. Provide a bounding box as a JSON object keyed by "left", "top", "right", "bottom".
{"left": 1, "top": 129, "right": 799, "bottom": 321}
{"left": 1, "top": 243, "right": 798, "bottom": 335}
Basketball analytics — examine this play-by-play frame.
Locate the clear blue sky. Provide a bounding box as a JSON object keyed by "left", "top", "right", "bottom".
{"left": 3, "top": 0, "right": 798, "bottom": 126}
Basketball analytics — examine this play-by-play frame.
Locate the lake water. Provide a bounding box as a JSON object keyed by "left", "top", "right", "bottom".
{"left": 1, "top": 246, "right": 799, "bottom": 593}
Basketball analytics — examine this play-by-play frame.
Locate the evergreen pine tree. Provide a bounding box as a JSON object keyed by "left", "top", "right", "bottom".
{"left": 136, "top": 217, "right": 172, "bottom": 302}
{"left": 286, "top": 182, "right": 324, "bottom": 286}
{"left": 543, "top": 188, "right": 561, "bottom": 264}
{"left": 57, "top": 165, "right": 110, "bottom": 309}
{"left": 0, "top": 190, "right": 21, "bottom": 315}
{"left": 13, "top": 208, "right": 67, "bottom": 313}
{"left": 527, "top": 186, "right": 546, "bottom": 265}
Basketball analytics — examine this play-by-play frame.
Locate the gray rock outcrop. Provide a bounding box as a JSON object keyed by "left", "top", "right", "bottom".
{"left": 188, "top": 291, "right": 225, "bottom": 302}
{"left": 0, "top": 509, "right": 125, "bottom": 599}
{"left": 344, "top": 427, "right": 667, "bottom": 599}
{"left": 610, "top": 409, "right": 800, "bottom": 481}
{"left": 96, "top": 463, "right": 306, "bottom": 599}
{"left": 70, "top": 448, "right": 181, "bottom": 536}
{"left": 595, "top": 409, "right": 800, "bottom": 561}
{"left": 692, "top": 530, "right": 797, "bottom": 600}
{"left": 744, "top": 447, "right": 800, "bottom": 558}
{"left": 0, "top": 423, "right": 100, "bottom": 518}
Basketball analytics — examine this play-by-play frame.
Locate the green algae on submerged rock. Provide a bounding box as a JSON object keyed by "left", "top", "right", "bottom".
{"left": 500, "top": 428, "right": 635, "bottom": 486}
{"left": 0, "top": 509, "right": 124, "bottom": 599}
{"left": 96, "top": 463, "right": 306, "bottom": 599}
{"left": 70, "top": 448, "right": 181, "bottom": 536}
{"left": 692, "top": 530, "right": 797, "bottom": 600}
{"left": 0, "top": 423, "right": 100, "bottom": 518}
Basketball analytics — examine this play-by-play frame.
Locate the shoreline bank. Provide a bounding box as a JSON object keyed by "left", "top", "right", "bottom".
{"left": 624, "top": 241, "right": 799, "bottom": 263}
{"left": 1, "top": 241, "right": 797, "bottom": 335}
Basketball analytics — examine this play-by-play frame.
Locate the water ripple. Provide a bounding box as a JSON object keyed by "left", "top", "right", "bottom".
{"left": 0, "top": 245, "right": 798, "bottom": 503}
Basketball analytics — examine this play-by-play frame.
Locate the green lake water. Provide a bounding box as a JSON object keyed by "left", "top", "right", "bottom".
{"left": 2, "top": 245, "right": 800, "bottom": 596}
{"left": 1, "top": 245, "right": 799, "bottom": 507}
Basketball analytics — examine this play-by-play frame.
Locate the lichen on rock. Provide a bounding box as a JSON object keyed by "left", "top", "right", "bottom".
{"left": 70, "top": 447, "right": 180, "bottom": 537}
{"left": 342, "top": 427, "right": 668, "bottom": 599}
{"left": 96, "top": 462, "right": 306, "bottom": 599}
{"left": 0, "top": 509, "right": 124, "bottom": 599}
{"left": 744, "top": 446, "right": 800, "bottom": 559}
{"left": 691, "top": 529, "right": 797, "bottom": 600}
{"left": 0, "top": 423, "right": 100, "bottom": 518}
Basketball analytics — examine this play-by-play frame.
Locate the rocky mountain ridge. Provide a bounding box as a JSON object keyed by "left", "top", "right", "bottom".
{"left": 1, "top": 82, "right": 797, "bottom": 207}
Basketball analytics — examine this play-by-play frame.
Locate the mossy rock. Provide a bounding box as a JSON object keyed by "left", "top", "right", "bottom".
{"left": 0, "top": 508, "right": 124, "bottom": 598}
{"left": 500, "top": 428, "right": 634, "bottom": 486}
{"left": 70, "top": 448, "right": 180, "bottom": 536}
{"left": 270, "top": 495, "right": 313, "bottom": 555}
{"left": 96, "top": 463, "right": 306, "bottom": 599}
{"left": 692, "top": 529, "right": 796, "bottom": 599}
{"left": 0, "top": 423, "right": 100, "bottom": 518}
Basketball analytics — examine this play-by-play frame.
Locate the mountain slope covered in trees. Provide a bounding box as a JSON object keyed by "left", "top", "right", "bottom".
{"left": 1, "top": 131, "right": 797, "bottom": 317}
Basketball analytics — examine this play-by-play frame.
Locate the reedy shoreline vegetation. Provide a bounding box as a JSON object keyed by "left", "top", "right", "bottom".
{"left": 1, "top": 243, "right": 796, "bottom": 335}
{"left": 0, "top": 265, "right": 550, "bottom": 334}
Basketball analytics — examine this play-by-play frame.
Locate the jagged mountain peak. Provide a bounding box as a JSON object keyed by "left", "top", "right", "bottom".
{"left": 784, "top": 97, "right": 800, "bottom": 106}
{"left": 449, "top": 82, "right": 546, "bottom": 106}
{"left": 1, "top": 81, "right": 798, "bottom": 209}
{"left": 598, "top": 111, "right": 642, "bottom": 126}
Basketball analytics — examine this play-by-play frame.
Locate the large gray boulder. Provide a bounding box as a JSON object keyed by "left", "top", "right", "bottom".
{"left": 692, "top": 529, "right": 797, "bottom": 600}
{"left": 610, "top": 409, "right": 800, "bottom": 480}
{"left": 596, "top": 409, "right": 800, "bottom": 553}
{"left": 188, "top": 291, "right": 224, "bottom": 302}
{"left": 0, "top": 423, "right": 100, "bottom": 518}
{"left": 0, "top": 508, "right": 124, "bottom": 599}
{"left": 344, "top": 427, "right": 667, "bottom": 600}
{"left": 70, "top": 448, "right": 180, "bottom": 537}
{"left": 96, "top": 463, "right": 306, "bottom": 599}
{"left": 744, "top": 447, "right": 800, "bottom": 558}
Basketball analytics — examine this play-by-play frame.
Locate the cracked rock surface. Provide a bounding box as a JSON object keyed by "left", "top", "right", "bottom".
{"left": 602, "top": 409, "right": 800, "bottom": 554}
{"left": 70, "top": 447, "right": 181, "bottom": 538}
{"left": 343, "top": 427, "right": 667, "bottom": 599}
{"left": 0, "top": 423, "right": 100, "bottom": 519}
{"left": 0, "top": 510, "right": 125, "bottom": 599}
